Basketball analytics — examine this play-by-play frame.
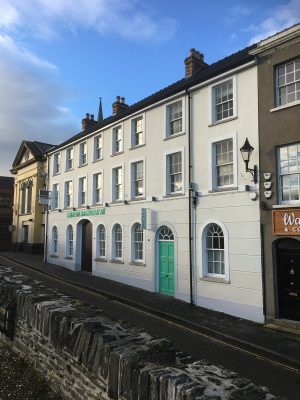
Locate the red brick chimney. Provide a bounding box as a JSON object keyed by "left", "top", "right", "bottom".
{"left": 81, "top": 112, "right": 97, "bottom": 130}
{"left": 112, "top": 96, "right": 129, "bottom": 115}
{"left": 184, "top": 48, "right": 207, "bottom": 78}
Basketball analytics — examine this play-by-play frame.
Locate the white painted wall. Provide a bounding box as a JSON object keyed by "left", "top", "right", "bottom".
{"left": 191, "top": 66, "right": 263, "bottom": 322}
{"left": 47, "top": 64, "right": 264, "bottom": 323}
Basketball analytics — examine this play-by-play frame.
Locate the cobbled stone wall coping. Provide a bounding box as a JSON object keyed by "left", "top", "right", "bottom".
{"left": 0, "top": 266, "right": 284, "bottom": 400}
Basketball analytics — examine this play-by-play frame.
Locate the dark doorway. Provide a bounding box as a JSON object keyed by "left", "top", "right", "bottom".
{"left": 81, "top": 220, "right": 93, "bottom": 272}
{"left": 276, "top": 238, "right": 300, "bottom": 321}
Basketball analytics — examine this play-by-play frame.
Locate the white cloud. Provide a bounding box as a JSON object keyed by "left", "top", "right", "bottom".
{"left": 0, "top": 47, "right": 77, "bottom": 175}
{"left": 248, "top": 0, "right": 300, "bottom": 44}
{"left": 0, "top": 0, "right": 177, "bottom": 175}
{"left": 0, "top": 0, "right": 176, "bottom": 42}
{"left": 0, "top": 34, "right": 57, "bottom": 70}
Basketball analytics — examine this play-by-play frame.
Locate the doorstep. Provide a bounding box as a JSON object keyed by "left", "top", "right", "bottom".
{"left": 264, "top": 318, "right": 300, "bottom": 337}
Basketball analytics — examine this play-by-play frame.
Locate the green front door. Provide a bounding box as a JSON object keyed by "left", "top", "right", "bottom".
{"left": 159, "top": 241, "right": 174, "bottom": 296}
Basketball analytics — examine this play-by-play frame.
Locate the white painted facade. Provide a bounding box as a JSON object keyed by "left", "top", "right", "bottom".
{"left": 47, "top": 60, "right": 263, "bottom": 322}
{"left": 191, "top": 65, "right": 263, "bottom": 322}
{"left": 47, "top": 92, "right": 191, "bottom": 298}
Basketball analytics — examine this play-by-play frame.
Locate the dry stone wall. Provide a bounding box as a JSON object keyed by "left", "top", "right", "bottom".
{"left": 0, "top": 265, "right": 282, "bottom": 400}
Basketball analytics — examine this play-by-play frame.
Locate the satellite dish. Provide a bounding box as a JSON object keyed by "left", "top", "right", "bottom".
{"left": 8, "top": 225, "right": 16, "bottom": 232}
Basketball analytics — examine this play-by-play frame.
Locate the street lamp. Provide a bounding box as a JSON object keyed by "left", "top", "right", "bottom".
{"left": 240, "top": 138, "right": 258, "bottom": 184}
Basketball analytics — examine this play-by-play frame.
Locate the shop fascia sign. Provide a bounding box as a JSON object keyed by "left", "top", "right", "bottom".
{"left": 67, "top": 207, "right": 105, "bottom": 218}
{"left": 273, "top": 209, "right": 300, "bottom": 235}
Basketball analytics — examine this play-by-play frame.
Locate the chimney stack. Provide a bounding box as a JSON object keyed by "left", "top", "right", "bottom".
{"left": 81, "top": 112, "right": 97, "bottom": 130}
{"left": 112, "top": 96, "right": 129, "bottom": 115}
{"left": 184, "top": 48, "right": 207, "bottom": 79}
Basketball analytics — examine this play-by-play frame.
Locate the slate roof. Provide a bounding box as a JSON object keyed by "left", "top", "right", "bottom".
{"left": 11, "top": 140, "right": 55, "bottom": 172}
{"left": 49, "top": 43, "right": 257, "bottom": 153}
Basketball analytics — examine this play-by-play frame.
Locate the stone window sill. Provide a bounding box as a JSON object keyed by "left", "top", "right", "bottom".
{"left": 64, "top": 256, "right": 73, "bottom": 260}
{"left": 110, "top": 259, "right": 124, "bottom": 264}
{"left": 164, "top": 131, "right": 185, "bottom": 141}
{"left": 129, "top": 261, "right": 146, "bottom": 267}
{"left": 50, "top": 254, "right": 58, "bottom": 258}
{"left": 95, "top": 257, "right": 107, "bottom": 262}
{"left": 208, "top": 187, "right": 238, "bottom": 193}
{"left": 78, "top": 163, "right": 88, "bottom": 168}
{"left": 130, "top": 197, "right": 146, "bottom": 202}
{"left": 163, "top": 192, "right": 185, "bottom": 198}
{"left": 129, "top": 144, "right": 145, "bottom": 150}
{"left": 111, "top": 151, "right": 124, "bottom": 157}
{"left": 200, "top": 276, "right": 229, "bottom": 284}
{"left": 93, "top": 158, "right": 103, "bottom": 163}
{"left": 270, "top": 100, "right": 300, "bottom": 113}
{"left": 209, "top": 115, "right": 237, "bottom": 127}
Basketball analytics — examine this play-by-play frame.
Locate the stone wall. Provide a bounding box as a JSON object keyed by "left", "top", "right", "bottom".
{"left": 0, "top": 266, "right": 281, "bottom": 400}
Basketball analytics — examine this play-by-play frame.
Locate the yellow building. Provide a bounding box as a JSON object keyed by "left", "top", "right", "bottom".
{"left": 10, "top": 141, "right": 54, "bottom": 253}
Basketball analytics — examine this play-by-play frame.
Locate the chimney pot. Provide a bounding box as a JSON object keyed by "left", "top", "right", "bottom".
{"left": 184, "top": 48, "right": 207, "bottom": 79}
{"left": 112, "top": 95, "right": 129, "bottom": 115}
{"left": 91, "top": 114, "right": 94, "bottom": 121}
{"left": 86, "top": 113, "right": 90, "bottom": 119}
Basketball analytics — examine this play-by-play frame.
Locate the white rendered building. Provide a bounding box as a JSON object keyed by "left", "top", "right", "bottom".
{"left": 46, "top": 45, "right": 264, "bottom": 322}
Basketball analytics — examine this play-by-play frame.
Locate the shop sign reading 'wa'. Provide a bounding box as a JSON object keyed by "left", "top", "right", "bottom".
{"left": 272, "top": 209, "right": 300, "bottom": 235}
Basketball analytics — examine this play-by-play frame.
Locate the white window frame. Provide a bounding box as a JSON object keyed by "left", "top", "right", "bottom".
{"left": 51, "top": 226, "right": 58, "bottom": 255}
{"left": 52, "top": 183, "right": 59, "bottom": 209}
{"left": 93, "top": 171, "right": 103, "bottom": 204}
{"left": 66, "top": 225, "right": 74, "bottom": 257}
{"left": 112, "top": 223, "right": 123, "bottom": 261}
{"left": 131, "top": 222, "right": 144, "bottom": 263}
{"left": 129, "top": 158, "right": 145, "bottom": 199}
{"left": 96, "top": 224, "right": 106, "bottom": 259}
{"left": 198, "top": 220, "right": 229, "bottom": 282}
{"left": 165, "top": 98, "right": 185, "bottom": 138}
{"left": 53, "top": 153, "right": 61, "bottom": 175}
{"left": 64, "top": 180, "right": 73, "bottom": 208}
{"left": 112, "top": 125, "right": 123, "bottom": 155}
{"left": 78, "top": 176, "right": 87, "bottom": 207}
{"left": 209, "top": 133, "right": 237, "bottom": 190}
{"left": 112, "top": 165, "right": 123, "bottom": 202}
{"left": 276, "top": 58, "right": 300, "bottom": 107}
{"left": 164, "top": 147, "right": 185, "bottom": 196}
{"left": 211, "top": 76, "right": 237, "bottom": 124}
{"left": 94, "top": 134, "right": 103, "bottom": 161}
{"left": 79, "top": 141, "right": 87, "bottom": 166}
{"left": 66, "top": 147, "right": 74, "bottom": 171}
{"left": 131, "top": 115, "right": 144, "bottom": 147}
{"left": 278, "top": 142, "right": 300, "bottom": 204}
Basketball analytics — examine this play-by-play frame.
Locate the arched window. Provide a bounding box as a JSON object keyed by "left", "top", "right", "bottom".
{"left": 66, "top": 225, "right": 73, "bottom": 256}
{"left": 206, "top": 224, "right": 224, "bottom": 276}
{"left": 113, "top": 224, "right": 122, "bottom": 260}
{"left": 52, "top": 226, "right": 58, "bottom": 255}
{"left": 158, "top": 226, "right": 174, "bottom": 241}
{"left": 132, "top": 223, "right": 143, "bottom": 261}
{"left": 97, "top": 224, "right": 106, "bottom": 258}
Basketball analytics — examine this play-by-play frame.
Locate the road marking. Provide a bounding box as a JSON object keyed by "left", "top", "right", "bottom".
{"left": 1, "top": 255, "right": 300, "bottom": 376}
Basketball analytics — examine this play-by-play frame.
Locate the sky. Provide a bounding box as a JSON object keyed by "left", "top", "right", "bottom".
{"left": 0, "top": 0, "right": 299, "bottom": 176}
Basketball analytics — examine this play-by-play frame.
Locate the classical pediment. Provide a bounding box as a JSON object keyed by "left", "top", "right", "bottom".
{"left": 11, "top": 140, "right": 54, "bottom": 173}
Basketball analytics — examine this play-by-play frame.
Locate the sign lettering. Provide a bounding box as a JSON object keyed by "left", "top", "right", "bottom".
{"left": 67, "top": 207, "right": 106, "bottom": 218}
{"left": 273, "top": 209, "right": 300, "bottom": 236}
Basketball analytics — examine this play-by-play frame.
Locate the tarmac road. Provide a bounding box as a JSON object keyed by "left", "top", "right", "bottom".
{"left": 1, "top": 255, "right": 300, "bottom": 400}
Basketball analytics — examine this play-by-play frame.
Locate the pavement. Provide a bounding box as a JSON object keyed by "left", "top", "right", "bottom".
{"left": 1, "top": 250, "right": 300, "bottom": 372}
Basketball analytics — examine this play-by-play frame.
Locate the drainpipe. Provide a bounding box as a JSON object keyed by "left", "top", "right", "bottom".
{"left": 43, "top": 156, "right": 50, "bottom": 263}
{"left": 187, "top": 89, "right": 194, "bottom": 306}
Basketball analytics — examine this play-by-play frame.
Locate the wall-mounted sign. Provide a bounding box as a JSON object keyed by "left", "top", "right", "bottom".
{"left": 67, "top": 207, "right": 105, "bottom": 218}
{"left": 273, "top": 209, "right": 300, "bottom": 235}
{"left": 38, "top": 189, "right": 50, "bottom": 205}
